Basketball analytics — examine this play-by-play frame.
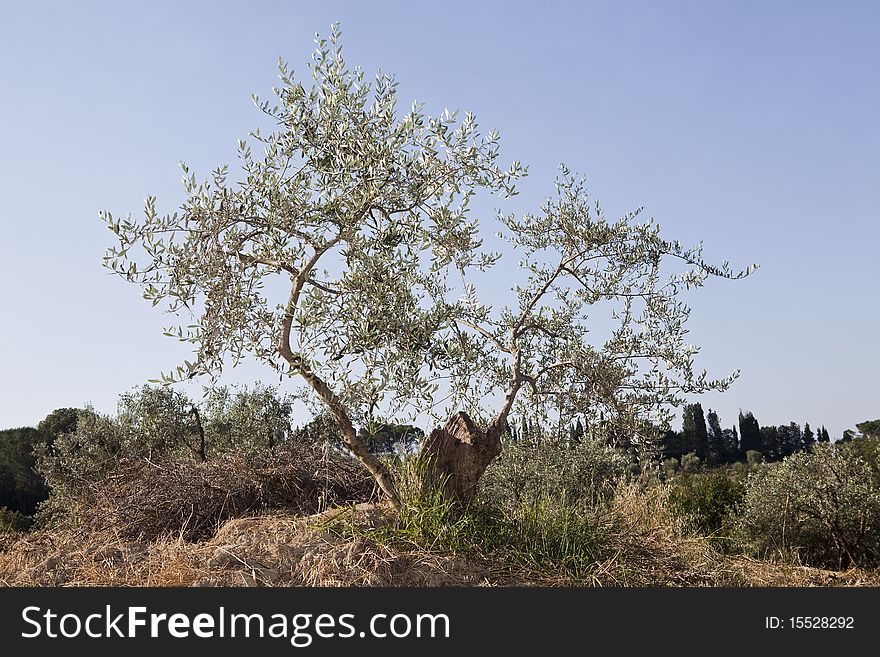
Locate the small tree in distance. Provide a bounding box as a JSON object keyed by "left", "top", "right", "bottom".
{"left": 103, "top": 23, "right": 755, "bottom": 508}
{"left": 856, "top": 420, "right": 880, "bottom": 440}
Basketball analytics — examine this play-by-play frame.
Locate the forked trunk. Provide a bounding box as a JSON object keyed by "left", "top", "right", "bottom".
{"left": 419, "top": 411, "right": 504, "bottom": 504}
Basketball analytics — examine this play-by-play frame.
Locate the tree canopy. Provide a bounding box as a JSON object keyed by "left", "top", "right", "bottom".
{"left": 103, "top": 23, "right": 755, "bottom": 505}
{"left": 856, "top": 419, "right": 880, "bottom": 440}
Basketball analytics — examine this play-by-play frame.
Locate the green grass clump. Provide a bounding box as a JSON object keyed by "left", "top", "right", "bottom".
{"left": 332, "top": 443, "right": 619, "bottom": 580}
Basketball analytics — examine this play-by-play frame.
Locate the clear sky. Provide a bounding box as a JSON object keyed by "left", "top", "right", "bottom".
{"left": 1, "top": 0, "right": 877, "bottom": 438}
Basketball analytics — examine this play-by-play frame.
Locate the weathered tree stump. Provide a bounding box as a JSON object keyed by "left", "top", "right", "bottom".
{"left": 419, "top": 411, "right": 503, "bottom": 504}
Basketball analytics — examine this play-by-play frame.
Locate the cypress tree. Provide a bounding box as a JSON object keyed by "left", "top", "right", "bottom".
{"left": 706, "top": 409, "right": 724, "bottom": 463}
{"left": 760, "top": 425, "right": 780, "bottom": 460}
{"left": 802, "top": 422, "right": 815, "bottom": 450}
{"left": 682, "top": 403, "right": 710, "bottom": 460}
{"left": 738, "top": 411, "right": 762, "bottom": 453}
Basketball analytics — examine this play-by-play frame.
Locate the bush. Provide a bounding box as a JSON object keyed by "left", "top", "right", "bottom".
{"left": 680, "top": 452, "right": 702, "bottom": 473}
{"left": 746, "top": 449, "right": 764, "bottom": 466}
{"left": 661, "top": 457, "right": 680, "bottom": 479}
{"left": 202, "top": 383, "right": 295, "bottom": 457}
{"left": 480, "top": 436, "right": 630, "bottom": 512}
{"left": 0, "top": 507, "right": 32, "bottom": 533}
{"left": 34, "top": 408, "right": 123, "bottom": 511}
{"left": 668, "top": 472, "right": 745, "bottom": 545}
{"left": 735, "top": 442, "right": 880, "bottom": 569}
{"left": 842, "top": 437, "right": 880, "bottom": 480}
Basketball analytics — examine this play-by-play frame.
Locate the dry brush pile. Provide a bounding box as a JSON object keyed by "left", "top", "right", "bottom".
{"left": 68, "top": 444, "right": 374, "bottom": 542}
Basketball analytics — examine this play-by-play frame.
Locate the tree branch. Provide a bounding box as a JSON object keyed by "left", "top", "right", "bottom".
{"left": 534, "top": 360, "right": 578, "bottom": 381}
{"left": 518, "top": 322, "right": 562, "bottom": 340}
{"left": 490, "top": 352, "right": 522, "bottom": 434}
{"left": 305, "top": 277, "right": 342, "bottom": 295}
{"left": 271, "top": 231, "right": 399, "bottom": 508}
{"left": 276, "top": 233, "right": 343, "bottom": 362}
{"left": 454, "top": 319, "right": 510, "bottom": 354}
{"left": 296, "top": 359, "right": 400, "bottom": 508}
{"left": 228, "top": 250, "right": 296, "bottom": 274}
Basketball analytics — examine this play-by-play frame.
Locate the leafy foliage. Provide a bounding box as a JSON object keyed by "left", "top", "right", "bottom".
{"left": 359, "top": 423, "right": 423, "bottom": 455}
{"left": 448, "top": 171, "right": 756, "bottom": 441}
{"left": 35, "top": 385, "right": 299, "bottom": 512}
{"left": 735, "top": 441, "right": 880, "bottom": 568}
{"left": 480, "top": 434, "right": 630, "bottom": 511}
{"left": 202, "top": 383, "right": 294, "bottom": 457}
{"left": 0, "top": 507, "right": 32, "bottom": 533}
{"left": 680, "top": 452, "right": 702, "bottom": 473}
{"left": 0, "top": 427, "right": 49, "bottom": 515}
{"left": 103, "top": 23, "right": 521, "bottom": 419}
{"left": 855, "top": 419, "right": 880, "bottom": 440}
{"left": 117, "top": 385, "right": 203, "bottom": 459}
{"left": 668, "top": 472, "right": 745, "bottom": 545}
{"left": 36, "top": 408, "right": 79, "bottom": 442}
{"left": 35, "top": 408, "right": 125, "bottom": 510}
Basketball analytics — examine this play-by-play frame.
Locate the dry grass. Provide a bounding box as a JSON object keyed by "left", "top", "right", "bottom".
{"left": 0, "top": 504, "right": 507, "bottom": 587}
{"left": 585, "top": 481, "right": 744, "bottom": 586}
{"left": 2, "top": 477, "right": 878, "bottom": 587}
{"left": 722, "top": 555, "right": 880, "bottom": 587}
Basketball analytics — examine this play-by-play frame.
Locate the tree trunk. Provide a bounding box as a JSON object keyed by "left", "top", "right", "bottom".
{"left": 419, "top": 411, "right": 504, "bottom": 504}
{"left": 189, "top": 406, "right": 207, "bottom": 463}
{"left": 298, "top": 364, "right": 401, "bottom": 509}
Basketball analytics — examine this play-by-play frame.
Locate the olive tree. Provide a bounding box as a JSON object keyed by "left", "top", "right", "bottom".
{"left": 103, "top": 24, "right": 522, "bottom": 507}
{"left": 117, "top": 385, "right": 205, "bottom": 461}
{"left": 104, "top": 24, "right": 752, "bottom": 508}
{"left": 736, "top": 441, "right": 880, "bottom": 568}
{"left": 202, "top": 383, "right": 294, "bottom": 456}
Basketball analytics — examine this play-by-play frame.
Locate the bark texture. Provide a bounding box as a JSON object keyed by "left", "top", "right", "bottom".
{"left": 420, "top": 411, "right": 503, "bottom": 504}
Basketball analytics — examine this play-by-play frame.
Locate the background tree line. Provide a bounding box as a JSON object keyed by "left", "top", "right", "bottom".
{"left": 658, "top": 403, "right": 838, "bottom": 469}
{"left": 497, "top": 403, "right": 874, "bottom": 474}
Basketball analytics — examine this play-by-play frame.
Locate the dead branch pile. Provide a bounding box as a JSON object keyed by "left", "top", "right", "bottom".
{"left": 70, "top": 444, "right": 374, "bottom": 541}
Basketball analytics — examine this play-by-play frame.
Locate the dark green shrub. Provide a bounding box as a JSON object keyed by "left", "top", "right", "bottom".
{"left": 34, "top": 408, "right": 125, "bottom": 511}
{"left": 0, "top": 427, "right": 49, "bottom": 515}
{"left": 841, "top": 437, "right": 880, "bottom": 480}
{"left": 735, "top": 442, "right": 880, "bottom": 569}
{"left": 0, "top": 506, "right": 32, "bottom": 533}
{"left": 668, "top": 472, "right": 745, "bottom": 543}
{"left": 661, "top": 457, "right": 680, "bottom": 479}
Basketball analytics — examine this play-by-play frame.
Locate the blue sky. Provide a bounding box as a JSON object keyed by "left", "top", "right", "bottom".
{"left": 0, "top": 0, "right": 877, "bottom": 438}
